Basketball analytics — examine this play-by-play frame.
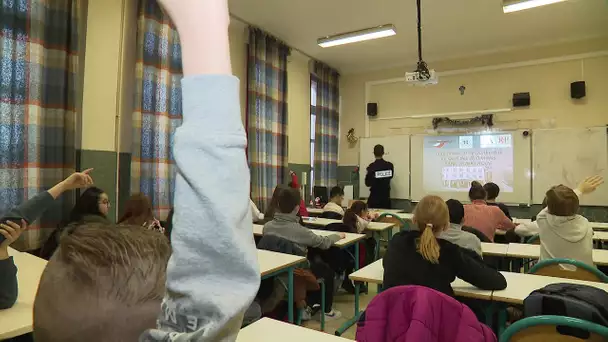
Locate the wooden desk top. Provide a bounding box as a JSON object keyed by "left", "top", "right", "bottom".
{"left": 492, "top": 271, "right": 608, "bottom": 305}
{"left": 257, "top": 250, "right": 306, "bottom": 278}
{"left": 481, "top": 242, "right": 509, "bottom": 256}
{"left": 370, "top": 209, "right": 405, "bottom": 215}
{"left": 237, "top": 318, "right": 351, "bottom": 341}
{"left": 0, "top": 248, "right": 48, "bottom": 339}
{"left": 253, "top": 224, "right": 365, "bottom": 248}
{"left": 591, "top": 222, "right": 608, "bottom": 231}
{"left": 395, "top": 213, "right": 414, "bottom": 220}
{"left": 306, "top": 207, "right": 324, "bottom": 215}
{"left": 348, "top": 258, "right": 493, "bottom": 300}
{"left": 593, "top": 231, "right": 608, "bottom": 241}
{"left": 302, "top": 217, "right": 395, "bottom": 232}
{"left": 506, "top": 243, "right": 608, "bottom": 266}
{"left": 349, "top": 259, "right": 384, "bottom": 284}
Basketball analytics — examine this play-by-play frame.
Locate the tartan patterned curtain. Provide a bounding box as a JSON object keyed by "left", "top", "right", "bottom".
{"left": 313, "top": 62, "right": 340, "bottom": 187}
{"left": 0, "top": 0, "right": 80, "bottom": 250}
{"left": 247, "top": 28, "right": 290, "bottom": 211}
{"left": 131, "top": 0, "right": 183, "bottom": 220}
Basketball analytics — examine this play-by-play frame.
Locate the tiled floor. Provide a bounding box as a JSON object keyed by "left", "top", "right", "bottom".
{"left": 301, "top": 284, "right": 381, "bottom": 340}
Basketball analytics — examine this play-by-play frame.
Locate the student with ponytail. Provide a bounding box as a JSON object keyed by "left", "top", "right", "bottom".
{"left": 383, "top": 195, "right": 506, "bottom": 299}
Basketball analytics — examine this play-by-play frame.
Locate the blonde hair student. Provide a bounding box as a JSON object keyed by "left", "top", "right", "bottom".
{"left": 383, "top": 195, "right": 506, "bottom": 298}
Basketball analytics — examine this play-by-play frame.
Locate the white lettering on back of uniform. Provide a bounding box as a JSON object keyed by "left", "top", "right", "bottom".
{"left": 375, "top": 170, "right": 392, "bottom": 178}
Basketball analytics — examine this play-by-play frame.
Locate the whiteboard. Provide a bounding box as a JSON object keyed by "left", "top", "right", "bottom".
{"left": 410, "top": 130, "right": 532, "bottom": 204}
{"left": 358, "top": 136, "right": 410, "bottom": 199}
{"left": 532, "top": 127, "right": 608, "bottom": 206}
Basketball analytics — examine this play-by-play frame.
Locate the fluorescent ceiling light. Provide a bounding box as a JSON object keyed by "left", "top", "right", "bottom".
{"left": 503, "top": 0, "right": 568, "bottom": 13}
{"left": 318, "top": 25, "right": 396, "bottom": 48}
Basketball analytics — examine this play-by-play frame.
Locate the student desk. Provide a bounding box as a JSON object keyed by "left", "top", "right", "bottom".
{"left": 257, "top": 250, "right": 306, "bottom": 323}
{"left": 513, "top": 217, "right": 608, "bottom": 232}
{"left": 0, "top": 248, "right": 48, "bottom": 340}
{"left": 480, "top": 242, "right": 509, "bottom": 256}
{"left": 237, "top": 317, "right": 351, "bottom": 341}
{"left": 253, "top": 225, "right": 365, "bottom": 324}
{"left": 306, "top": 207, "right": 324, "bottom": 216}
{"left": 302, "top": 217, "right": 396, "bottom": 233}
{"left": 395, "top": 213, "right": 414, "bottom": 221}
{"left": 506, "top": 243, "right": 608, "bottom": 266}
{"left": 302, "top": 217, "right": 395, "bottom": 261}
{"left": 252, "top": 224, "right": 366, "bottom": 249}
{"left": 338, "top": 252, "right": 502, "bottom": 337}
{"left": 370, "top": 208, "right": 404, "bottom": 215}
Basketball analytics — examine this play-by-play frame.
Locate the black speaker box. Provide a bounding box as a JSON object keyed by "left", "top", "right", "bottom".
{"left": 367, "top": 103, "right": 378, "bottom": 117}
{"left": 512, "top": 92, "right": 530, "bottom": 107}
{"left": 571, "top": 81, "right": 586, "bottom": 99}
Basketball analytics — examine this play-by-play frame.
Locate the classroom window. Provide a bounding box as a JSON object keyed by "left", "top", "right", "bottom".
{"left": 310, "top": 79, "right": 317, "bottom": 198}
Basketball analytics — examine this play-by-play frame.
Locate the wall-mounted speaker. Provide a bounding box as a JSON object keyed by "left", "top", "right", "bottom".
{"left": 367, "top": 103, "right": 378, "bottom": 117}
{"left": 571, "top": 81, "right": 586, "bottom": 99}
{"left": 512, "top": 92, "right": 530, "bottom": 107}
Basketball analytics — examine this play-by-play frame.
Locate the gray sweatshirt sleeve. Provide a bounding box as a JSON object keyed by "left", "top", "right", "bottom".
{"left": 2, "top": 191, "right": 54, "bottom": 223}
{"left": 296, "top": 228, "right": 341, "bottom": 250}
{"left": 141, "top": 75, "right": 260, "bottom": 342}
{"left": 0, "top": 257, "right": 17, "bottom": 309}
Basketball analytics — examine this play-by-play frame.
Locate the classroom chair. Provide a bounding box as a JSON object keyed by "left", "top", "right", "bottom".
{"left": 499, "top": 315, "right": 608, "bottom": 342}
{"left": 377, "top": 213, "right": 408, "bottom": 231}
{"left": 528, "top": 258, "right": 608, "bottom": 283}
{"left": 526, "top": 234, "right": 540, "bottom": 244}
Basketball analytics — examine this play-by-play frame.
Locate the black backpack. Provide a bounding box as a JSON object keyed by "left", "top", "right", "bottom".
{"left": 524, "top": 283, "right": 608, "bottom": 328}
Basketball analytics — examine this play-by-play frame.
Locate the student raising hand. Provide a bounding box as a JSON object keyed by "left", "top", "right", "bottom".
{"left": 142, "top": 0, "right": 260, "bottom": 341}
{"left": 576, "top": 175, "right": 604, "bottom": 195}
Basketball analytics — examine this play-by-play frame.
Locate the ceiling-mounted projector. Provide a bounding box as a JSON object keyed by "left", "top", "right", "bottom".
{"left": 406, "top": 0, "right": 438, "bottom": 86}
{"left": 405, "top": 69, "right": 438, "bottom": 86}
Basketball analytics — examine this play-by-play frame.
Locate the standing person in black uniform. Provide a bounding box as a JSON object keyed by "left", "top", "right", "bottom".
{"left": 365, "top": 144, "right": 394, "bottom": 209}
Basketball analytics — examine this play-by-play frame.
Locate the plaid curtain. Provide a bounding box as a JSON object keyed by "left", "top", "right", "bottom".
{"left": 131, "top": 0, "right": 182, "bottom": 220}
{"left": 0, "top": 0, "right": 80, "bottom": 250}
{"left": 313, "top": 62, "right": 340, "bottom": 187}
{"left": 247, "top": 28, "right": 290, "bottom": 211}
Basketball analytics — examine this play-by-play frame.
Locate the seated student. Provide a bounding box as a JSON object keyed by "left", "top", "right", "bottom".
{"left": 342, "top": 201, "right": 375, "bottom": 293}
{"left": 118, "top": 193, "right": 164, "bottom": 233}
{"left": 514, "top": 176, "right": 603, "bottom": 239}
{"left": 250, "top": 199, "right": 264, "bottom": 222}
{"left": 322, "top": 186, "right": 345, "bottom": 218}
{"left": 483, "top": 182, "right": 512, "bottom": 221}
{"left": 538, "top": 176, "right": 603, "bottom": 268}
{"left": 440, "top": 199, "right": 482, "bottom": 258}
{"left": 383, "top": 195, "right": 506, "bottom": 298}
{"left": 0, "top": 170, "right": 94, "bottom": 309}
{"left": 289, "top": 171, "right": 309, "bottom": 217}
{"left": 343, "top": 200, "right": 371, "bottom": 234}
{"left": 463, "top": 181, "right": 515, "bottom": 242}
{"left": 263, "top": 185, "right": 345, "bottom": 320}
{"left": 34, "top": 224, "right": 171, "bottom": 341}
{"left": 40, "top": 186, "right": 111, "bottom": 259}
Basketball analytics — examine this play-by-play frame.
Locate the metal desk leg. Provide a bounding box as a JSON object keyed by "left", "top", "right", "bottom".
{"left": 374, "top": 232, "right": 381, "bottom": 260}
{"left": 497, "top": 304, "right": 507, "bottom": 337}
{"left": 335, "top": 243, "right": 362, "bottom": 336}
{"left": 288, "top": 267, "right": 294, "bottom": 323}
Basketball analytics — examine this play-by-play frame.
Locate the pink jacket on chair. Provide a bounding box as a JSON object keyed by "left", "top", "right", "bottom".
{"left": 356, "top": 286, "right": 496, "bottom": 342}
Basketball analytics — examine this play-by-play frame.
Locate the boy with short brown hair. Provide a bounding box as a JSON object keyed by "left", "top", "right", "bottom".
{"left": 538, "top": 176, "right": 603, "bottom": 267}
{"left": 33, "top": 224, "right": 171, "bottom": 342}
